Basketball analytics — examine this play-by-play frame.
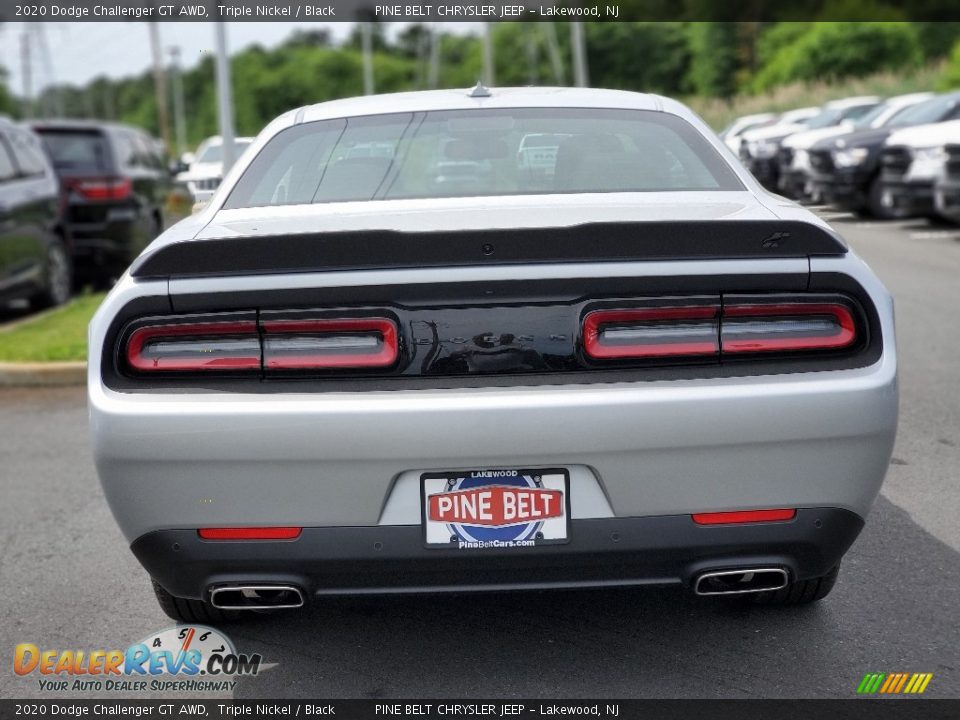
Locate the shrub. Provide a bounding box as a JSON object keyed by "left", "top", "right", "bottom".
{"left": 752, "top": 22, "right": 922, "bottom": 93}
{"left": 938, "top": 40, "right": 960, "bottom": 91}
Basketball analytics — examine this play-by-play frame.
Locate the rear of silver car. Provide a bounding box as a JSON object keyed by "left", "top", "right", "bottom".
{"left": 89, "top": 228, "right": 896, "bottom": 612}
{"left": 89, "top": 90, "right": 897, "bottom": 617}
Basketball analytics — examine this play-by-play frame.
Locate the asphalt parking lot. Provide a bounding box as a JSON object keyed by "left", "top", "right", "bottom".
{"left": 1, "top": 213, "right": 958, "bottom": 700}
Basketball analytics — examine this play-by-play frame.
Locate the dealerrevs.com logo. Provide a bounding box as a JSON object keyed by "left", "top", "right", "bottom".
{"left": 14, "top": 625, "right": 266, "bottom": 693}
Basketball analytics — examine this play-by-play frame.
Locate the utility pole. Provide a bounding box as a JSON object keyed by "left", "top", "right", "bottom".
{"left": 525, "top": 23, "right": 539, "bottom": 86}
{"left": 214, "top": 22, "right": 237, "bottom": 173}
{"left": 427, "top": 24, "right": 441, "bottom": 89}
{"left": 148, "top": 23, "right": 172, "bottom": 154}
{"left": 33, "top": 26, "right": 64, "bottom": 117}
{"left": 20, "top": 31, "right": 33, "bottom": 118}
{"left": 360, "top": 22, "right": 375, "bottom": 95}
{"left": 168, "top": 46, "right": 188, "bottom": 158}
{"left": 543, "top": 23, "right": 566, "bottom": 86}
{"left": 482, "top": 23, "right": 495, "bottom": 86}
{"left": 570, "top": 21, "right": 589, "bottom": 88}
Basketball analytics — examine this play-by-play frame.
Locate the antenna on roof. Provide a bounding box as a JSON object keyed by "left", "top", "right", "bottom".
{"left": 469, "top": 81, "right": 492, "bottom": 98}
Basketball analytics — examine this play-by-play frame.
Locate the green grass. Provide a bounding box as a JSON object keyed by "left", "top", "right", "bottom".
{"left": 0, "top": 293, "right": 106, "bottom": 363}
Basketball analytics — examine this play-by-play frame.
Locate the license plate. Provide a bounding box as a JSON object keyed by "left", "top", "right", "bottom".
{"left": 421, "top": 468, "right": 570, "bottom": 549}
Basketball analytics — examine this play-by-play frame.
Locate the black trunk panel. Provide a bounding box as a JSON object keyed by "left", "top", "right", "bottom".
{"left": 131, "top": 220, "right": 846, "bottom": 279}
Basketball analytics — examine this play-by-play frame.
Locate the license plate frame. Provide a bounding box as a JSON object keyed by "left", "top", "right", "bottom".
{"left": 420, "top": 468, "right": 571, "bottom": 550}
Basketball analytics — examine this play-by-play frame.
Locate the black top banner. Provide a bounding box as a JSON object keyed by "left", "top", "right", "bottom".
{"left": 3, "top": 0, "right": 960, "bottom": 22}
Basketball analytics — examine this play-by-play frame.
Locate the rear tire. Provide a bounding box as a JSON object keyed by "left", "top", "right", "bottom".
{"left": 30, "top": 240, "right": 71, "bottom": 310}
{"left": 866, "top": 176, "right": 900, "bottom": 220}
{"left": 748, "top": 564, "right": 840, "bottom": 606}
{"left": 151, "top": 579, "right": 243, "bottom": 624}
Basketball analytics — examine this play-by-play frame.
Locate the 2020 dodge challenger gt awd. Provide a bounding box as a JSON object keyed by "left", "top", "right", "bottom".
{"left": 89, "top": 88, "right": 898, "bottom": 622}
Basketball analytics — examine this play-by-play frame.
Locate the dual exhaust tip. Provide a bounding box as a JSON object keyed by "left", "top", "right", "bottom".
{"left": 693, "top": 568, "right": 789, "bottom": 596}
{"left": 210, "top": 584, "right": 305, "bottom": 610}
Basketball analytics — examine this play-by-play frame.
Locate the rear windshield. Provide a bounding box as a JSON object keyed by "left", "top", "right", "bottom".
{"left": 35, "top": 130, "right": 110, "bottom": 174}
{"left": 224, "top": 108, "right": 742, "bottom": 209}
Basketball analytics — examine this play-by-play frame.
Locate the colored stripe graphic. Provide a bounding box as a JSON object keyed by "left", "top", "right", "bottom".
{"left": 857, "top": 672, "right": 933, "bottom": 694}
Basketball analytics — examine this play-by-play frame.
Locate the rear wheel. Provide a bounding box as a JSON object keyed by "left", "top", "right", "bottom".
{"left": 30, "top": 240, "right": 71, "bottom": 310}
{"left": 151, "top": 579, "right": 242, "bottom": 624}
{"left": 748, "top": 564, "right": 840, "bottom": 606}
{"left": 866, "top": 176, "right": 900, "bottom": 219}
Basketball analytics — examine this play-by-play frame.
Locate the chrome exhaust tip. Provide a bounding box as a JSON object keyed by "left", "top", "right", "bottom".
{"left": 694, "top": 568, "right": 789, "bottom": 596}
{"left": 209, "top": 585, "right": 305, "bottom": 610}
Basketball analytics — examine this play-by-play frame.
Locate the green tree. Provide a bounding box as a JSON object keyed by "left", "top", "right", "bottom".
{"left": 689, "top": 22, "right": 739, "bottom": 99}
{"left": 587, "top": 23, "right": 692, "bottom": 96}
{"left": 752, "top": 22, "right": 922, "bottom": 92}
{"left": 0, "top": 67, "right": 18, "bottom": 117}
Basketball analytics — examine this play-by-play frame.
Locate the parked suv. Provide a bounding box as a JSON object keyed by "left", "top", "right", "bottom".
{"left": 879, "top": 118, "right": 960, "bottom": 218}
{"left": 0, "top": 118, "right": 71, "bottom": 309}
{"left": 32, "top": 121, "right": 170, "bottom": 285}
{"left": 778, "top": 94, "right": 930, "bottom": 201}
{"left": 175, "top": 135, "right": 253, "bottom": 202}
{"left": 809, "top": 92, "right": 960, "bottom": 218}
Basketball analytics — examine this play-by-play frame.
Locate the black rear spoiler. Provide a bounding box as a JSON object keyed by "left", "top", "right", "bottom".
{"left": 130, "top": 220, "right": 847, "bottom": 279}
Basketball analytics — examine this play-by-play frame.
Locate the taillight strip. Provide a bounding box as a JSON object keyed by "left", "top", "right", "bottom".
{"left": 198, "top": 527, "right": 302, "bottom": 540}
{"left": 126, "top": 321, "right": 260, "bottom": 372}
{"left": 692, "top": 508, "right": 796, "bottom": 525}
{"left": 583, "top": 306, "right": 720, "bottom": 360}
{"left": 721, "top": 303, "right": 856, "bottom": 353}
{"left": 261, "top": 317, "right": 399, "bottom": 370}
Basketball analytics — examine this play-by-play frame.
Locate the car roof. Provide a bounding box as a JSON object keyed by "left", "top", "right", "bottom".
{"left": 297, "top": 87, "right": 666, "bottom": 124}
{"left": 29, "top": 119, "right": 153, "bottom": 136}
{"left": 779, "top": 107, "right": 821, "bottom": 122}
{"left": 824, "top": 96, "right": 881, "bottom": 109}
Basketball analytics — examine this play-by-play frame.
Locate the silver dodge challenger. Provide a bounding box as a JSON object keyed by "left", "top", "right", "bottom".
{"left": 89, "top": 87, "right": 898, "bottom": 622}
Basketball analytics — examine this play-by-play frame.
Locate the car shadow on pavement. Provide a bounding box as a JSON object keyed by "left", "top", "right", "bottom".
{"left": 227, "top": 495, "right": 959, "bottom": 699}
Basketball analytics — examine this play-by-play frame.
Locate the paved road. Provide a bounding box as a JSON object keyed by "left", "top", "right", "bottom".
{"left": 1, "top": 215, "right": 958, "bottom": 700}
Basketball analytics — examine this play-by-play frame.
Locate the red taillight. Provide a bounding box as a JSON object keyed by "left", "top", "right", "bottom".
{"left": 69, "top": 176, "right": 132, "bottom": 201}
{"left": 692, "top": 509, "right": 797, "bottom": 525}
{"left": 126, "top": 321, "right": 260, "bottom": 372}
{"left": 261, "top": 317, "right": 399, "bottom": 370}
{"left": 583, "top": 298, "right": 859, "bottom": 361}
{"left": 198, "top": 527, "right": 302, "bottom": 540}
{"left": 721, "top": 303, "right": 856, "bottom": 354}
{"left": 583, "top": 306, "right": 720, "bottom": 360}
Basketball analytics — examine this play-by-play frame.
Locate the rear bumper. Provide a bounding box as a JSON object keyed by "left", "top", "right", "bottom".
{"left": 68, "top": 206, "right": 152, "bottom": 275}
{"left": 135, "top": 507, "right": 864, "bottom": 600}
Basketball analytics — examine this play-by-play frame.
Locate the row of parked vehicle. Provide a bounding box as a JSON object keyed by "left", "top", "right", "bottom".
{"left": 724, "top": 90, "right": 960, "bottom": 223}
{"left": 0, "top": 117, "right": 174, "bottom": 309}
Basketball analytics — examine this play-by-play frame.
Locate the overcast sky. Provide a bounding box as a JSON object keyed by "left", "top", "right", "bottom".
{"left": 1, "top": 22, "right": 474, "bottom": 94}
